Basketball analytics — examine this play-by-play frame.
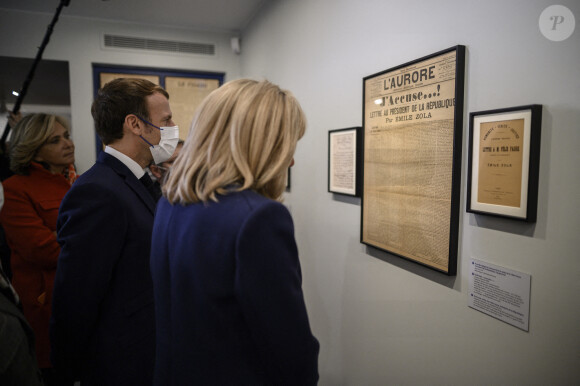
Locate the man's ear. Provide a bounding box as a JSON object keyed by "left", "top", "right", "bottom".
{"left": 124, "top": 114, "right": 142, "bottom": 136}
{"left": 149, "top": 164, "right": 163, "bottom": 179}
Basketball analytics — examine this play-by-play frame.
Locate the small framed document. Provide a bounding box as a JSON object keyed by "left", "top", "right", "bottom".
{"left": 467, "top": 105, "right": 542, "bottom": 222}
{"left": 328, "top": 127, "right": 362, "bottom": 196}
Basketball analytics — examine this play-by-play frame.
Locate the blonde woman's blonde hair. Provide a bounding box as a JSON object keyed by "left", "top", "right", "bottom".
{"left": 9, "top": 113, "right": 70, "bottom": 175}
{"left": 164, "top": 79, "right": 306, "bottom": 204}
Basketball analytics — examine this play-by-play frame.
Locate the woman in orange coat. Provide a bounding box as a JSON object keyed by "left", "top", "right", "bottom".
{"left": 0, "top": 113, "right": 76, "bottom": 385}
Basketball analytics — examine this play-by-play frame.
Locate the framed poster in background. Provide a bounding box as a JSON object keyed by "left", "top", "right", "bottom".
{"left": 361, "top": 46, "right": 465, "bottom": 275}
{"left": 328, "top": 127, "right": 362, "bottom": 197}
{"left": 93, "top": 64, "right": 224, "bottom": 154}
{"left": 467, "top": 105, "right": 542, "bottom": 222}
{"left": 164, "top": 76, "right": 221, "bottom": 140}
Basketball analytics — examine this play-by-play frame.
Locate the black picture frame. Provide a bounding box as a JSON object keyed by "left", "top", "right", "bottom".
{"left": 361, "top": 45, "right": 465, "bottom": 275}
{"left": 466, "top": 105, "right": 542, "bottom": 222}
{"left": 328, "top": 127, "right": 362, "bottom": 197}
{"left": 286, "top": 167, "right": 291, "bottom": 192}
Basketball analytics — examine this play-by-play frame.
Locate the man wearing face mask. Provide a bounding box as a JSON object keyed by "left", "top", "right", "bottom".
{"left": 50, "top": 78, "right": 178, "bottom": 385}
{"left": 149, "top": 139, "right": 183, "bottom": 187}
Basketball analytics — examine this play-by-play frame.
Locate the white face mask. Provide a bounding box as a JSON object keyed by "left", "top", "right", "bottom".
{"left": 149, "top": 125, "right": 180, "bottom": 164}
{"left": 138, "top": 117, "right": 180, "bottom": 164}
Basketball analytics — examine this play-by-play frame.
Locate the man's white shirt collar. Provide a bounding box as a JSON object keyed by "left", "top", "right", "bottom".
{"left": 104, "top": 146, "right": 146, "bottom": 179}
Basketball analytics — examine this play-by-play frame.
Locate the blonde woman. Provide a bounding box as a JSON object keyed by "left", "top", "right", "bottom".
{"left": 0, "top": 113, "right": 76, "bottom": 385}
{"left": 151, "top": 79, "right": 319, "bottom": 385}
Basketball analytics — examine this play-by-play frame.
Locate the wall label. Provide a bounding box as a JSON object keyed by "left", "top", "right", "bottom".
{"left": 468, "top": 258, "right": 531, "bottom": 331}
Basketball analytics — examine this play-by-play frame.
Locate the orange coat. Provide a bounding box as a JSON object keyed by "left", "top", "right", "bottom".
{"left": 0, "top": 162, "right": 74, "bottom": 368}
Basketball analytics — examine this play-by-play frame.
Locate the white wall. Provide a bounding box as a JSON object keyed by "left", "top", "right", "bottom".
{"left": 242, "top": 0, "right": 580, "bottom": 384}
{"left": 2, "top": 2, "right": 579, "bottom": 384}
{"left": 0, "top": 9, "right": 242, "bottom": 172}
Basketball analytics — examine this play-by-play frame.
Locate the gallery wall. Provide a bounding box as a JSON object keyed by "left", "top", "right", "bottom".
{"left": 0, "top": 1, "right": 579, "bottom": 384}
{"left": 0, "top": 9, "right": 242, "bottom": 172}
{"left": 241, "top": 0, "right": 580, "bottom": 384}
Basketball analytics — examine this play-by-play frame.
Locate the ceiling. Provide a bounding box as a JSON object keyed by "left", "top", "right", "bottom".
{"left": 0, "top": 0, "right": 269, "bottom": 110}
{"left": 0, "top": 0, "right": 270, "bottom": 32}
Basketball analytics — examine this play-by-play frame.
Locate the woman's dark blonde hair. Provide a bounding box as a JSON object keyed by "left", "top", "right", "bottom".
{"left": 9, "top": 113, "right": 70, "bottom": 175}
{"left": 164, "top": 79, "right": 306, "bottom": 204}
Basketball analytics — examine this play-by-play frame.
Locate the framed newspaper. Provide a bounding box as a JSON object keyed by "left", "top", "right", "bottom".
{"left": 328, "top": 127, "right": 362, "bottom": 196}
{"left": 466, "top": 105, "right": 542, "bottom": 222}
{"left": 361, "top": 46, "right": 465, "bottom": 275}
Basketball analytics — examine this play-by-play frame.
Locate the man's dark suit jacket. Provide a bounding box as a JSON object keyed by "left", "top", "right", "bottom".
{"left": 51, "top": 152, "right": 156, "bottom": 385}
{"left": 151, "top": 189, "right": 319, "bottom": 385}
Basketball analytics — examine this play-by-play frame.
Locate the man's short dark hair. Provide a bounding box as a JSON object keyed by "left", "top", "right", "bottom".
{"left": 91, "top": 78, "right": 169, "bottom": 145}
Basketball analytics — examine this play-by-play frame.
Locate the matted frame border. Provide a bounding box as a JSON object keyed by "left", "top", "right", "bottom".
{"left": 466, "top": 104, "right": 542, "bottom": 222}
{"left": 328, "top": 127, "right": 362, "bottom": 197}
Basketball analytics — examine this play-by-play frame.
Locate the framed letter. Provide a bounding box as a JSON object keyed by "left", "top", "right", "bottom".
{"left": 328, "top": 127, "right": 362, "bottom": 196}
{"left": 361, "top": 45, "right": 465, "bottom": 275}
{"left": 467, "top": 105, "right": 542, "bottom": 222}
